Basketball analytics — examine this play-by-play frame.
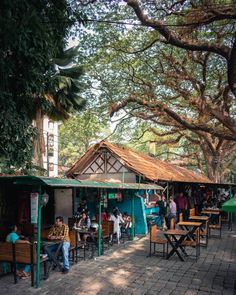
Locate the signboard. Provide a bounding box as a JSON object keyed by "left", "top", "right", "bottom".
{"left": 108, "top": 193, "right": 116, "bottom": 199}
{"left": 115, "top": 192, "right": 122, "bottom": 202}
{"left": 30, "top": 193, "right": 38, "bottom": 224}
{"left": 108, "top": 192, "right": 123, "bottom": 202}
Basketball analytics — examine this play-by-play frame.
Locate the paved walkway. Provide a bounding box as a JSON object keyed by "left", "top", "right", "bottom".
{"left": 0, "top": 225, "right": 236, "bottom": 295}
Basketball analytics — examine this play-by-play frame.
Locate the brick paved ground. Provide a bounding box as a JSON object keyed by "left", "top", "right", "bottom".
{"left": 0, "top": 224, "right": 235, "bottom": 295}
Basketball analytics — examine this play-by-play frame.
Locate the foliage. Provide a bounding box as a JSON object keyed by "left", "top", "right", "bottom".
{"left": 73, "top": 1, "right": 236, "bottom": 181}
{"left": 58, "top": 109, "right": 110, "bottom": 167}
{"left": 43, "top": 46, "right": 86, "bottom": 121}
{"left": 0, "top": 97, "right": 36, "bottom": 172}
{"left": 0, "top": 0, "right": 83, "bottom": 172}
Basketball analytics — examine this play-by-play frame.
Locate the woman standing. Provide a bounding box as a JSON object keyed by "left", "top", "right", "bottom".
{"left": 110, "top": 208, "right": 124, "bottom": 244}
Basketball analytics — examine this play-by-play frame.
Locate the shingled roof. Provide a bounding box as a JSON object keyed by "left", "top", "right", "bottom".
{"left": 66, "top": 140, "right": 213, "bottom": 184}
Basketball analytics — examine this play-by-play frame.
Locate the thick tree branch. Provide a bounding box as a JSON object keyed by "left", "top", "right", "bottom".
{"left": 125, "top": 0, "right": 230, "bottom": 59}
{"left": 228, "top": 38, "right": 236, "bottom": 96}
{"left": 110, "top": 96, "right": 236, "bottom": 141}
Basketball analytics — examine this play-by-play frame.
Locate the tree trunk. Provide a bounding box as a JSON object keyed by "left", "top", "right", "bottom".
{"left": 32, "top": 108, "right": 45, "bottom": 169}
{"left": 200, "top": 142, "right": 222, "bottom": 182}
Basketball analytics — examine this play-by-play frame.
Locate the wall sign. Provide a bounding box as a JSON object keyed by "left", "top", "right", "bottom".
{"left": 30, "top": 193, "right": 38, "bottom": 224}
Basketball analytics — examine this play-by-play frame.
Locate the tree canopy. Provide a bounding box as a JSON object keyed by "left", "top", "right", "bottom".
{"left": 72, "top": 0, "right": 236, "bottom": 181}
{"left": 0, "top": 0, "right": 84, "bottom": 172}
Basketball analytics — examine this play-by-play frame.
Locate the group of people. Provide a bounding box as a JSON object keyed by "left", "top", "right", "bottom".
{"left": 155, "top": 192, "right": 189, "bottom": 230}
{"left": 109, "top": 208, "right": 132, "bottom": 244}
{"left": 5, "top": 216, "right": 71, "bottom": 279}
{"left": 73, "top": 206, "right": 132, "bottom": 244}
{"left": 4, "top": 205, "right": 132, "bottom": 280}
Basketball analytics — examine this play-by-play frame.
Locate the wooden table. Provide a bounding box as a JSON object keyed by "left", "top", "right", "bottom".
{"left": 74, "top": 228, "right": 97, "bottom": 259}
{"left": 177, "top": 221, "right": 202, "bottom": 240}
{"left": 189, "top": 216, "right": 209, "bottom": 221}
{"left": 163, "top": 229, "right": 189, "bottom": 261}
{"left": 201, "top": 209, "right": 220, "bottom": 215}
{"left": 201, "top": 210, "right": 222, "bottom": 237}
{"left": 42, "top": 240, "right": 63, "bottom": 279}
{"left": 188, "top": 216, "right": 209, "bottom": 246}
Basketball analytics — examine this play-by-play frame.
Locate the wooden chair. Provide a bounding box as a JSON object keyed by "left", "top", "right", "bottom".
{"left": 121, "top": 216, "right": 135, "bottom": 242}
{"left": 189, "top": 208, "right": 196, "bottom": 217}
{"left": 179, "top": 213, "right": 183, "bottom": 222}
{"left": 41, "top": 228, "right": 50, "bottom": 240}
{"left": 149, "top": 225, "right": 168, "bottom": 257}
{"left": 68, "top": 217, "right": 75, "bottom": 230}
{"left": 209, "top": 215, "right": 222, "bottom": 238}
{"left": 181, "top": 228, "right": 200, "bottom": 261}
{"left": 69, "top": 230, "right": 78, "bottom": 263}
{"left": 170, "top": 218, "right": 175, "bottom": 230}
{"left": 101, "top": 221, "right": 113, "bottom": 251}
{"left": 195, "top": 220, "right": 209, "bottom": 247}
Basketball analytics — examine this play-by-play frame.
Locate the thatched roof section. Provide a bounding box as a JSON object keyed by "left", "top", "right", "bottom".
{"left": 66, "top": 140, "right": 213, "bottom": 184}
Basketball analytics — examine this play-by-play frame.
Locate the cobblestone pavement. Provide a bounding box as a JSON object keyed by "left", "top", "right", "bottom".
{"left": 0, "top": 225, "right": 236, "bottom": 295}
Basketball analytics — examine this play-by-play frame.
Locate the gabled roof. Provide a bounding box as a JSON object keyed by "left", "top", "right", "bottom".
{"left": 66, "top": 140, "right": 213, "bottom": 184}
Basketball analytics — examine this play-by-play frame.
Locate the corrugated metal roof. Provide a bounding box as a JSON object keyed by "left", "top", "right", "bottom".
{"left": 67, "top": 140, "right": 213, "bottom": 184}
{"left": 3, "top": 175, "right": 163, "bottom": 190}
{"left": 77, "top": 180, "right": 163, "bottom": 190}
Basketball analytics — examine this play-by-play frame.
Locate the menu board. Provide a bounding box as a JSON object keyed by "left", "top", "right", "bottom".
{"left": 30, "top": 193, "right": 38, "bottom": 224}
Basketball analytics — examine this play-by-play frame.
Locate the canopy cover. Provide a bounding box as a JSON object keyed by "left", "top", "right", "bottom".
{"left": 221, "top": 197, "right": 236, "bottom": 213}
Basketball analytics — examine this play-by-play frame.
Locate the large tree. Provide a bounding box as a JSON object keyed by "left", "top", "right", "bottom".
{"left": 73, "top": 3, "right": 236, "bottom": 181}
{"left": 109, "top": 49, "right": 236, "bottom": 181}
{"left": 124, "top": 0, "right": 236, "bottom": 97}
{"left": 76, "top": 0, "right": 236, "bottom": 140}
{"left": 0, "top": 0, "right": 84, "bottom": 173}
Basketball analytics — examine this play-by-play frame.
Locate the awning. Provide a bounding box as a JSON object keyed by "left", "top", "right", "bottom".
{"left": 12, "top": 176, "right": 82, "bottom": 187}
{"left": 76, "top": 180, "right": 163, "bottom": 190}
{"left": 221, "top": 198, "right": 236, "bottom": 213}
{"left": 4, "top": 175, "right": 163, "bottom": 190}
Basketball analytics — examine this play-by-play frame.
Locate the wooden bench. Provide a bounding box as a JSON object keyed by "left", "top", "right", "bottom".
{"left": 0, "top": 241, "right": 48, "bottom": 286}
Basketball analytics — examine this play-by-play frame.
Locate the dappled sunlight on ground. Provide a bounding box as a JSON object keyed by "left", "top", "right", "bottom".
{"left": 0, "top": 227, "right": 236, "bottom": 295}
{"left": 108, "top": 268, "right": 131, "bottom": 287}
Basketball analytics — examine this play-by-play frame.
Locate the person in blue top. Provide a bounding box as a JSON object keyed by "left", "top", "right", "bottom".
{"left": 6, "top": 225, "right": 31, "bottom": 279}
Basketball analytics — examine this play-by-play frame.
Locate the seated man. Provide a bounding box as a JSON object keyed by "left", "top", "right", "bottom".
{"left": 47, "top": 216, "right": 70, "bottom": 274}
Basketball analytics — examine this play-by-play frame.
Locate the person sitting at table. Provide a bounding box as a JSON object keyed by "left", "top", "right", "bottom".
{"left": 47, "top": 216, "right": 70, "bottom": 274}
{"left": 74, "top": 212, "right": 91, "bottom": 243}
{"left": 122, "top": 212, "right": 132, "bottom": 230}
{"left": 6, "top": 224, "right": 31, "bottom": 279}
